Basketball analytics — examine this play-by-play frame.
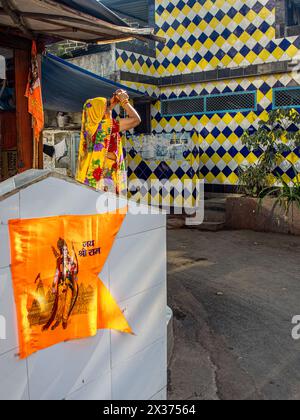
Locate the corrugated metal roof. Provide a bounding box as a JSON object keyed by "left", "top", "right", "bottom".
{"left": 101, "top": 0, "right": 149, "bottom": 25}
{"left": 0, "top": 0, "right": 162, "bottom": 43}
{"left": 56, "top": 0, "right": 128, "bottom": 26}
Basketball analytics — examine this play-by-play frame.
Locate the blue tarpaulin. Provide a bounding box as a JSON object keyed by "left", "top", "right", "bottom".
{"left": 42, "top": 53, "right": 147, "bottom": 112}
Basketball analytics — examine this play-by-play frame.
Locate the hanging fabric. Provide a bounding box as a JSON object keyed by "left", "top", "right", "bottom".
{"left": 9, "top": 211, "right": 132, "bottom": 359}
{"left": 25, "top": 41, "right": 44, "bottom": 169}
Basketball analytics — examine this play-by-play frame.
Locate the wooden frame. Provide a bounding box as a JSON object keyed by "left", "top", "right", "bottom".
{"left": 0, "top": 34, "right": 35, "bottom": 176}
{"left": 14, "top": 47, "right": 34, "bottom": 172}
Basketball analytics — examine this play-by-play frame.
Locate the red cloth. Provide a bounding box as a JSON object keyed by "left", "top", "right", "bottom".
{"left": 25, "top": 41, "right": 44, "bottom": 142}
{"left": 108, "top": 119, "right": 120, "bottom": 154}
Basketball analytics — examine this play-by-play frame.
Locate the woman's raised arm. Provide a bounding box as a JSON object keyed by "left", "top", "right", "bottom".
{"left": 115, "top": 90, "right": 141, "bottom": 132}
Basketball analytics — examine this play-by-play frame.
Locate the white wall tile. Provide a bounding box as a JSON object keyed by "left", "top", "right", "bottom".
{"left": 111, "top": 339, "right": 167, "bottom": 401}
{"left": 99, "top": 258, "right": 109, "bottom": 290}
{"left": 20, "top": 178, "right": 102, "bottom": 219}
{"left": 118, "top": 212, "right": 166, "bottom": 239}
{"left": 0, "top": 225, "right": 10, "bottom": 269}
{"left": 111, "top": 283, "right": 167, "bottom": 367}
{"left": 66, "top": 370, "right": 111, "bottom": 400}
{"left": 98, "top": 195, "right": 166, "bottom": 238}
{"left": 150, "top": 388, "right": 167, "bottom": 400}
{"left": 0, "top": 350, "right": 29, "bottom": 400}
{"left": 109, "top": 228, "right": 167, "bottom": 302}
{"left": 0, "top": 175, "right": 168, "bottom": 400}
{"left": 0, "top": 268, "right": 19, "bottom": 355}
{"left": 27, "top": 331, "right": 111, "bottom": 400}
{"left": 0, "top": 193, "right": 19, "bottom": 224}
{"left": 19, "top": 177, "right": 166, "bottom": 238}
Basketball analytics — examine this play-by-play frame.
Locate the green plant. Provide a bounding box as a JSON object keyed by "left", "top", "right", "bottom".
{"left": 239, "top": 109, "right": 300, "bottom": 196}
{"left": 238, "top": 164, "right": 271, "bottom": 197}
{"left": 259, "top": 165, "right": 300, "bottom": 215}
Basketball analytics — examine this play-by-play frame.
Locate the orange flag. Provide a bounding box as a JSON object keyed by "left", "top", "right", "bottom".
{"left": 25, "top": 41, "right": 44, "bottom": 143}
{"left": 8, "top": 212, "right": 132, "bottom": 359}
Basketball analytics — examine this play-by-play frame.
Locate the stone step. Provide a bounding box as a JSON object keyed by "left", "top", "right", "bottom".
{"left": 168, "top": 217, "right": 226, "bottom": 231}
{"left": 195, "top": 221, "right": 226, "bottom": 231}
{"left": 204, "top": 209, "right": 226, "bottom": 223}
{"left": 167, "top": 217, "right": 186, "bottom": 230}
{"left": 205, "top": 199, "right": 226, "bottom": 213}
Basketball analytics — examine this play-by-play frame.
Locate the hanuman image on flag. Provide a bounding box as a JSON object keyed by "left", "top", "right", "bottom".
{"left": 42, "top": 238, "right": 79, "bottom": 331}
{"left": 28, "top": 237, "right": 93, "bottom": 332}
{"left": 9, "top": 213, "right": 132, "bottom": 359}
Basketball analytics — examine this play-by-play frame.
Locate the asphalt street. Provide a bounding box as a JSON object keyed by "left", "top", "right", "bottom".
{"left": 167, "top": 229, "right": 300, "bottom": 400}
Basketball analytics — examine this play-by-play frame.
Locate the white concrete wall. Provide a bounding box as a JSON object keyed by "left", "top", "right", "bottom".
{"left": 68, "top": 49, "right": 117, "bottom": 80}
{"left": 0, "top": 175, "right": 167, "bottom": 400}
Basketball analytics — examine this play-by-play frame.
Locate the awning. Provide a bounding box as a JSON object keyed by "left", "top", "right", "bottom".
{"left": 101, "top": 0, "right": 149, "bottom": 26}
{"left": 0, "top": 0, "right": 164, "bottom": 44}
{"left": 42, "top": 53, "right": 148, "bottom": 112}
{"left": 56, "top": 0, "right": 129, "bottom": 26}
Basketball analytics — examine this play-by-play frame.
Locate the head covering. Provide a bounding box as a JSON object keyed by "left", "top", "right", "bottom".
{"left": 76, "top": 97, "right": 110, "bottom": 183}
{"left": 83, "top": 97, "right": 107, "bottom": 140}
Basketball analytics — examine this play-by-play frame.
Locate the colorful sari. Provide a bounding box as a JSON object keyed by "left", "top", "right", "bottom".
{"left": 76, "top": 98, "right": 127, "bottom": 195}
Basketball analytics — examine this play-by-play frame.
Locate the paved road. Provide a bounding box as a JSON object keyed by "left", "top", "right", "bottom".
{"left": 167, "top": 229, "right": 300, "bottom": 400}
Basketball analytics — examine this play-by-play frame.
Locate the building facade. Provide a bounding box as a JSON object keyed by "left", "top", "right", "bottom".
{"left": 115, "top": 0, "right": 300, "bottom": 192}
{"left": 48, "top": 0, "right": 300, "bottom": 196}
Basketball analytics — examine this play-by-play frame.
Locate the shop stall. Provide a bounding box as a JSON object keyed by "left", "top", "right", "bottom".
{"left": 0, "top": 0, "right": 162, "bottom": 180}
{"left": 40, "top": 53, "right": 150, "bottom": 178}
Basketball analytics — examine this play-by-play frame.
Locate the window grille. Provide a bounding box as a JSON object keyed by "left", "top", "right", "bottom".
{"left": 161, "top": 97, "right": 205, "bottom": 116}
{"left": 273, "top": 87, "right": 300, "bottom": 109}
{"left": 161, "top": 91, "right": 256, "bottom": 116}
{"left": 206, "top": 92, "right": 256, "bottom": 113}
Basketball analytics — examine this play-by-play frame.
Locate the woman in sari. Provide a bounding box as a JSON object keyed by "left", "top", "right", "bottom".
{"left": 76, "top": 89, "right": 141, "bottom": 195}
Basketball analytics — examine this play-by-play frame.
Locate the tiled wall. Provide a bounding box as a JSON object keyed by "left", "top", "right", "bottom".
{"left": 156, "top": 73, "right": 300, "bottom": 185}
{"left": 117, "top": 0, "right": 300, "bottom": 77}
{"left": 155, "top": 0, "right": 299, "bottom": 75}
{"left": 116, "top": 0, "right": 300, "bottom": 186}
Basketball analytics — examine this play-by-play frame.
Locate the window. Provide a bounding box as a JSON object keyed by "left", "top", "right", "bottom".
{"left": 206, "top": 92, "right": 256, "bottom": 113}
{"left": 161, "top": 97, "right": 205, "bottom": 117}
{"left": 161, "top": 91, "right": 257, "bottom": 117}
{"left": 276, "top": 0, "right": 300, "bottom": 37}
{"left": 133, "top": 102, "right": 152, "bottom": 134}
{"left": 273, "top": 87, "right": 300, "bottom": 109}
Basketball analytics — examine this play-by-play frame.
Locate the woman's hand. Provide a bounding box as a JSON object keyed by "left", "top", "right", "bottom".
{"left": 109, "top": 93, "right": 120, "bottom": 110}
{"left": 112, "top": 89, "right": 141, "bottom": 132}
{"left": 115, "top": 89, "right": 130, "bottom": 107}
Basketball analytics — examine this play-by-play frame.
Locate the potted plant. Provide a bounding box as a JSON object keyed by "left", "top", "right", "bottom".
{"left": 258, "top": 166, "right": 300, "bottom": 233}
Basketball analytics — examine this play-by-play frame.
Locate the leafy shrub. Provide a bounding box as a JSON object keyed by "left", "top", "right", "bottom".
{"left": 239, "top": 109, "right": 300, "bottom": 197}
